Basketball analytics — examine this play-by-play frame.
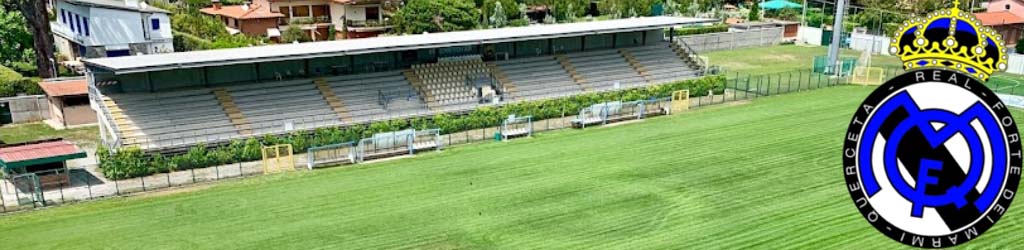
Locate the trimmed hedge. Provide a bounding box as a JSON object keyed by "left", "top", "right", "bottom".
{"left": 673, "top": 24, "right": 729, "bottom": 36}
{"left": 0, "top": 65, "right": 41, "bottom": 97}
{"left": 97, "top": 75, "right": 726, "bottom": 180}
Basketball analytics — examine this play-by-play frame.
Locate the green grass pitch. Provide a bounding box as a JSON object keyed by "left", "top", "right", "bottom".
{"left": 3, "top": 86, "right": 1024, "bottom": 249}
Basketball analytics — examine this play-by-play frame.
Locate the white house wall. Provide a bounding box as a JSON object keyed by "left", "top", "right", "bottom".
{"left": 330, "top": 4, "right": 345, "bottom": 28}
{"left": 53, "top": 0, "right": 91, "bottom": 43}
{"left": 88, "top": 8, "right": 146, "bottom": 49}
{"left": 345, "top": 5, "right": 366, "bottom": 21}
{"left": 147, "top": 13, "right": 172, "bottom": 40}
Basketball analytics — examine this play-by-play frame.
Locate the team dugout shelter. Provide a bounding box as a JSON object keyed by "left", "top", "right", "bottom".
{"left": 83, "top": 16, "right": 717, "bottom": 152}
{"left": 0, "top": 139, "right": 87, "bottom": 188}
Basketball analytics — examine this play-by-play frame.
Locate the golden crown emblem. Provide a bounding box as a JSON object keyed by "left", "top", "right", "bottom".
{"left": 890, "top": 0, "right": 1008, "bottom": 81}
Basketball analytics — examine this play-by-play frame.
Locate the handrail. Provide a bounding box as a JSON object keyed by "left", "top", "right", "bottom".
{"left": 675, "top": 39, "right": 708, "bottom": 74}
{"left": 89, "top": 84, "right": 123, "bottom": 149}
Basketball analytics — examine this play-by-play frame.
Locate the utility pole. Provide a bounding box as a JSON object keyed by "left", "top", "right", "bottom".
{"left": 801, "top": 0, "right": 808, "bottom": 27}
{"left": 826, "top": 0, "right": 848, "bottom": 75}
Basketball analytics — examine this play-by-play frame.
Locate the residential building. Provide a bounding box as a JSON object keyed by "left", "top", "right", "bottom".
{"left": 268, "top": 0, "right": 392, "bottom": 40}
{"left": 976, "top": 0, "right": 1024, "bottom": 50}
{"left": 201, "top": 0, "right": 285, "bottom": 39}
{"left": 51, "top": 0, "right": 173, "bottom": 63}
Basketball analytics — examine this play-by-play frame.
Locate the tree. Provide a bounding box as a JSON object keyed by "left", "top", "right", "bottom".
{"left": 489, "top": 1, "right": 508, "bottom": 28}
{"left": 482, "top": 0, "right": 520, "bottom": 27}
{"left": 281, "top": 25, "right": 312, "bottom": 43}
{"left": 3, "top": 0, "right": 56, "bottom": 78}
{"left": 393, "top": 0, "right": 479, "bottom": 34}
{"left": 748, "top": 1, "right": 761, "bottom": 21}
{"left": 0, "top": 3, "right": 33, "bottom": 67}
{"left": 664, "top": 0, "right": 680, "bottom": 16}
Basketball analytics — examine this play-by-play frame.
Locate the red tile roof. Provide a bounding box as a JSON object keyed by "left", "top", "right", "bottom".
{"left": 974, "top": 11, "right": 1024, "bottom": 26}
{"left": 38, "top": 78, "right": 89, "bottom": 97}
{"left": 0, "top": 140, "right": 83, "bottom": 164}
{"left": 200, "top": 3, "right": 283, "bottom": 20}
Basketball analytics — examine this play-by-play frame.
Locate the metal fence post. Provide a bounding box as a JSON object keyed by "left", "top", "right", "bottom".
{"left": 733, "top": 78, "right": 738, "bottom": 101}
{"left": 776, "top": 74, "right": 782, "bottom": 94}
{"left": 86, "top": 176, "right": 93, "bottom": 199}
{"left": 807, "top": 70, "right": 814, "bottom": 89}
{"left": 745, "top": 75, "right": 751, "bottom": 99}
{"left": 797, "top": 71, "right": 804, "bottom": 91}
{"left": 59, "top": 182, "right": 65, "bottom": 204}
{"left": 817, "top": 72, "right": 823, "bottom": 88}
{"left": 788, "top": 72, "right": 794, "bottom": 92}
{"left": 1, "top": 186, "right": 6, "bottom": 212}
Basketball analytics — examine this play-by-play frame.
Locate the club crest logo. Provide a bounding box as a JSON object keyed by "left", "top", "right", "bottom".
{"left": 843, "top": 1, "right": 1021, "bottom": 248}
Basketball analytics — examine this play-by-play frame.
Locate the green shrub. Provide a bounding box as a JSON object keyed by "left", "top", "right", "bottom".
{"left": 97, "top": 76, "right": 726, "bottom": 180}
{"left": 0, "top": 64, "right": 21, "bottom": 82}
{"left": 0, "top": 65, "right": 41, "bottom": 97}
{"left": 509, "top": 18, "right": 530, "bottom": 27}
{"left": 673, "top": 23, "right": 729, "bottom": 36}
{"left": 9, "top": 61, "right": 36, "bottom": 76}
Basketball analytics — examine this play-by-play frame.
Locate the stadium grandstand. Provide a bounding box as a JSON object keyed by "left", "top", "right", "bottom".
{"left": 83, "top": 16, "right": 716, "bottom": 151}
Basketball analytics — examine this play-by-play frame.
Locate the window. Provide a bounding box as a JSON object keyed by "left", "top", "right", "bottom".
{"left": 60, "top": 10, "right": 66, "bottom": 24}
{"left": 151, "top": 18, "right": 160, "bottom": 30}
{"left": 279, "top": 7, "right": 291, "bottom": 17}
{"left": 366, "top": 7, "right": 380, "bottom": 21}
{"left": 83, "top": 18, "right": 89, "bottom": 36}
{"left": 293, "top": 5, "right": 310, "bottom": 17}
{"left": 70, "top": 14, "right": 77, "bottom": 33}
{"left": 76, "top": 15, "right": 82, "bottom": 35}
{"left": 311, "top": 5, "right": 328, "bottom": 19}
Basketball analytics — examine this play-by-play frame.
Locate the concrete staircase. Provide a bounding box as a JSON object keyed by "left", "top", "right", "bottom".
{"left": 403, "top": 69, "right": 438, "bottom": 111}
{"left": 670, "top": 42, "right": 704, "bottom": 71}
{"left": 213, "top": 88, "right": 252, "bottom": 136}
{"left": 314, "top": 78, "right": 354, "bottom": 123}
{"left": 619, "top": 48, "right": 653, "bottom": 83}
{"left": 487, "top": 62, "right": 519, "bottom": 99}
{"left": 103, "top": 97, "right": 144, "bottom": 146}
{"left": 555, "top": 54, "right": 590, "bottom": 91}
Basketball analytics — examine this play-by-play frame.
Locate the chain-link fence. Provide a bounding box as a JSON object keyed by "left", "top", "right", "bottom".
{"left": 0, "top": 159, "right": 267, "bottom": 213}
{"left": 677, "top": 27, "right": 784, "bottom": 52}
{"left": 2, "top": 71, "right": 863, "bottom": 214}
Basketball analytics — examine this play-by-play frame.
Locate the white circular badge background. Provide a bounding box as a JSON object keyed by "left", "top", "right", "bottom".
{"left": 859, "top": 82, "right": 1008, "bottom": 236}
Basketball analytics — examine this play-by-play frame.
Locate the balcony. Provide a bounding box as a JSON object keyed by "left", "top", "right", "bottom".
{"left": 280, "top": 16, "right": 331, "bottom": 26}
{"left": 345, "top": 19, "right": 392, "bottom": 32}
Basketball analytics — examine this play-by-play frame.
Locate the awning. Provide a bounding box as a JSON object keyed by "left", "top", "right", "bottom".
{"left": 760, "top": 0, "right": 803, "bottom": 10}
{"left": 0, "top": 139, "right": 87, "bottom": 170}
{"left": 38, "top": 78, "right": 89, "bottom": 97}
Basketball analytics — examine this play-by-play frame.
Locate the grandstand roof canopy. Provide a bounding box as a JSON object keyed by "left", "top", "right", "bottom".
{"left": 84, "top": 16, "right": 717, "bottom": 74}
